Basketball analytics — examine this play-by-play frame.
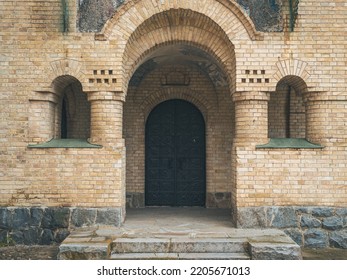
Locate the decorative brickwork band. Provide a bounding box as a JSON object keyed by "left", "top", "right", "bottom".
{"left": 233, "top": 91, "right": 270, "bottom": 145}
{"left": 232, "top": 91, "right": 270, "bottom": 102}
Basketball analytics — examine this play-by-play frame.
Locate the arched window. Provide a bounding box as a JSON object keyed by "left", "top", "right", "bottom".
{"left": 52, "top": 75, "right": 90, "bottom": 139}
{"left": 269, "top": 76, "right": 307, "bottom": 139}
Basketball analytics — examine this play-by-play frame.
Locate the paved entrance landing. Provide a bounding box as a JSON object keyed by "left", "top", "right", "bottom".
{"left": 121, "top": 208, "right": 234, "bottom": 235}
{"left": 58, "top": 208, "right": 302, "bottom": 260}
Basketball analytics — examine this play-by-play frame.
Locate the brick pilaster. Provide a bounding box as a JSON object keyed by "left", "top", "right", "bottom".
{"left": 87, "top": 91, "right": 125, "bottom": 147}
{"left": 29, "top": 91, "right": 59, "bottom": 143}
{"left": 304, "top": 92, "right": 346, "bottom": 147}
{"left": 232, "top": 91, "right": 270, "bottom": 146}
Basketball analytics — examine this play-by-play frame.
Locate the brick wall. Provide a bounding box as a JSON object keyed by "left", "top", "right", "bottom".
{"left": 0, "top": 0, "right": 346, "bottom": 214}
{"left": 235, "top": 148, "right": 347, "bottom": 208}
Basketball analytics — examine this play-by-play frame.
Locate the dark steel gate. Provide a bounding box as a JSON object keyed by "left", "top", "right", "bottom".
{"left": 145, "top": 99, "right": 206, "bottom": 206}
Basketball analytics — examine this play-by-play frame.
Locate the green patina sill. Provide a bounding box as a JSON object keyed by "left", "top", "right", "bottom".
{"left": 28, "top": 139, "right": 102, "bottom": 149}
{"left": 256, "top": 138, "right": 324, "bottom": 149}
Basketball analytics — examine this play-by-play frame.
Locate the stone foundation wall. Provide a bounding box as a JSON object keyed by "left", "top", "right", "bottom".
{"left": 0, "top": 207, "right": 123, "bottom": 245}
{"left": 237, "top": 206, "right": 347, "bottom": 249}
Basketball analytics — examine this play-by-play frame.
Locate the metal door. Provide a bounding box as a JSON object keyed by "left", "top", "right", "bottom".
{"left": 145, "top": 99, "right": 206, "bottom": 206}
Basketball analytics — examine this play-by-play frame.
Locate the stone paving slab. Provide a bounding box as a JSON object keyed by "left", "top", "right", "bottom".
{"left": 249, "top": 242, "right": 302, "bottom": 260}
{"left": 1, "top": 245, "right": 345, "bottom": 260}
{"left": 110, "top": 252, "right": 251, "bottom": 260}
{"left": 59, "top": 242, "right": 110, "bottom": 260}
{"left": 58, "top": 208, "right": 302, "bottom": 260}
{"left": 111, "top": 237, "right": 247, "bottom": 254}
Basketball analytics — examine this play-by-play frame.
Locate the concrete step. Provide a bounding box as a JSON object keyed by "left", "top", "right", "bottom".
{"left": 110, "top": 252, "right": 250, "bottom": 260}
{"left": 111, "top": 237, "right": 247, "bottom": 254}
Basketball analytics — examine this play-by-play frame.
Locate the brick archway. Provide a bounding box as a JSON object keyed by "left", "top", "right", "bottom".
{"left": 95, "top": 0, "right": 263, "bottom": 94}
{"left": 99, "top": 0, "right": 261, "bottom": 41}
{"left": 140, "top": 87, "right": 215, "bottom": 123}
{"left": 109, "top": 0, "right": 255, "bottom": 212}
{"left": 121, "top": 10, "right": 237, "bottom": 94}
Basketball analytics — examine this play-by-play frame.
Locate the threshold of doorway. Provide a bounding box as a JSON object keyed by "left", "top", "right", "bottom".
{"left": 123, "top": 207, "right": 235, "bottom": 233}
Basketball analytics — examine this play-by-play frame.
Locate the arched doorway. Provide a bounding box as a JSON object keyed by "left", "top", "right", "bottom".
{"left": 123, "top": 43, "right": 234, "bottom": 209}
{"left": 119, "top": 6, "right": 241, "bottom": 210}
{"left": 145, "top": 99, "right": 206, "bottom": 207}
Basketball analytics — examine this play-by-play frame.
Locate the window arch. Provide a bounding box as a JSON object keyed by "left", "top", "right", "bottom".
{"left": 269, "top": 76, "right": 307, "bottom": 139}
{"left": 52, "top": 75, "right": 90, "bottom": 139}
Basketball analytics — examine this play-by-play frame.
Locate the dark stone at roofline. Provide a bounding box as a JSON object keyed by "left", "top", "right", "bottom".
{"left": 77, "top": 0, "right": 283, "bottom": 33}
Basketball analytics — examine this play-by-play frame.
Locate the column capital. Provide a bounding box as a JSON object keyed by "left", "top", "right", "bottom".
{"left": 30, "top": 91, "right": 59, "bottom": 104}
{"left": 303, "top": 91, "right": 333, "bottom": 102}
{"left": 86, "top": 91, "right": 125, "bottom": 102}
{"left": 232, "top": 91, "right": 270, "bottom": 102}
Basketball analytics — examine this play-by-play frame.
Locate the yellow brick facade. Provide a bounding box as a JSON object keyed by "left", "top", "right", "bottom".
{"left": 0, "top": 0, "right": 346, "bottom": 224}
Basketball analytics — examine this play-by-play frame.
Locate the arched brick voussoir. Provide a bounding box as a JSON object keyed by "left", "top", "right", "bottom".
{"left": 123, "top": 25, "right": 236, "bottom": 94}
{"left": 123, "top": 40, "right": 236, "bottom": 94}
{"left": 98, "top": 3, "right": 255, "bottom": 94}
{"left": 38, "top": 59, "right": 87, "bottom": 95}
{"left": 97, "top": 0, "right": 262, "bottom": 42}
{"left": 50, "top": 75, "right": 84, "bottom": 97}
{"left": 140, "top": 88, "right": 215, "bottom": 124}
{"left": 271, "top": 59, "right": 318, "bottom": 93}
{"left": 125, "top": 8, "right": 235, "bottom": 47}
{"left": 124, "top": 23, "right": 235, "bottom": 69}
{"left": 276, "top": 75, "right": 309, "bottom": 95}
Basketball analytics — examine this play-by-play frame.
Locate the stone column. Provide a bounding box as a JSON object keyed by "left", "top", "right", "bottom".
{"left": 232, "top": 91, "right": 270, "bottom": 146}
{"left": 87, "top": 91, "right": 124, "bottom": 146}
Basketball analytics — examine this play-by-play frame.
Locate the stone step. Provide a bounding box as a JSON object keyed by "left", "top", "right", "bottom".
{"left": 58, "top": 226, "right": 303, "bottom": 260}
{"left": 110, "top": 252, "right": 250, "bottom": 260}
{"left": 111, "top": 238, "right": 247, "bottom": 254}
